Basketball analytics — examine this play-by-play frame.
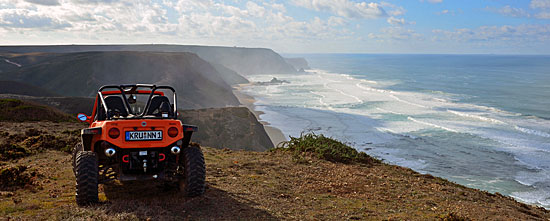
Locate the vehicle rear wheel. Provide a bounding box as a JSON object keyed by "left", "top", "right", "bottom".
{"left": 180, "top": 145, "right": 205, "bottom": 197}
{"left": 75, "top": 151, "right": 99, "bottom": 206}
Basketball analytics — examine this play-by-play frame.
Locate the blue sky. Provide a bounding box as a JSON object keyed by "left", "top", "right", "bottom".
{"left": 1, "top": 0, "right": 550, "bottom": 54}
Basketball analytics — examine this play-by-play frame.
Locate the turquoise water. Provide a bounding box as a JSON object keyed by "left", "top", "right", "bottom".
{"left": 303, "top": 54, "right": 550, "bottom": 120}
{"left": 241, "top": 54, "right": 550, "bottom": 207}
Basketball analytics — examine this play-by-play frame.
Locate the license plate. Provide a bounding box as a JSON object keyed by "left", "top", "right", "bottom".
{"left": 125, "top": 131, "right": 163, "bottom": 141}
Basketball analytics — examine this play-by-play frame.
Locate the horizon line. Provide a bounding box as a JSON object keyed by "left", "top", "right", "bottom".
{"left": 0, "top": 43, "right": 549, "bottom": 56}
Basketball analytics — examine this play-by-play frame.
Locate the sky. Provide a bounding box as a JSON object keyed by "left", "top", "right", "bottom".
{"left": 1, "top": 0, "right": 550, "bottom": 54}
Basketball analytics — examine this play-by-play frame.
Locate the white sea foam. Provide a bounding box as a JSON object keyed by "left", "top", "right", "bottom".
{"left": 242, "top": 68, "right": 550, "bottom": 207}
{"left": 389, "top": 94, "right": 428, "bottom": 108}
{"left": 375, "top": 107, "right": 403, "bottom": 115}
{"left": 407, "top": 117, "right": 459, "bottom": 133}
{"left": 514, "top": 126, "right": 550, "bottom": 138}
{"left": 447, "top": 110, "right": 506, "bottom": 124}
{"left": 323, "top": 83, "right": 363, "bottom": 103}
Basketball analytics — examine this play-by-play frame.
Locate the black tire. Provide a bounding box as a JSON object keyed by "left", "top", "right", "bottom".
{"left": 72, "top": 143, "right": 83, "bottom": 175}
{"left": 180, "top": 145, "right": 206, "bottom": 197}
{"left": 75, "top": 151, "right": 99, "bottom": 206}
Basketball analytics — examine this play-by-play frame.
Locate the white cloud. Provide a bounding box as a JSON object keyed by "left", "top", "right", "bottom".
{"left": 432, "top": 24, "right": 550, "bottom": 42}
{"left": 421, "top": 0, "right": 442, "bottom": 3}
{"left": 496, "top": 5, "right": 531, "bottom": 18}
{"left": 530, "top": 0, "right": 550, "bottom": 9}
{"left": 23, "top": 0, "right": 59, "bottom": 6}
{"left": 438, "top": 9, "right": 450, "bottom": 15}
{"left": 177, "top": 12, "right": 256, "bottom": 38}
{"left": 380, "top": 1, "right": 405, "bottom": 16}
{"left": 328, "top": 16, "right": 346, "bottom": 26}
{"left": 69, "top": 0, "right": 120, "bottom": 4}
{"left": 535, "top": 11, "right": 550, "bottom": 19}
{"left": 292, "top": 0, "right": 387, "bottom": 19}
{"left": 246, "top": 2, "right": 266, "bottom": 17}
{"left": 0, "top": 8, "right": 70, "bottom": 29}
{"left": 387, "top": 16, "right": 405, "bottom": 25}
{"left": 369, "top": 26, "right": 422, "bottom": 41}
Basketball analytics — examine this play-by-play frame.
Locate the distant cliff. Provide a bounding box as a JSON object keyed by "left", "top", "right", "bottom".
{"left": 0, "top": 45, "right": 297, "bottom": 76}
{"left": 284, "top": 57, "right": 310, "bottom": 70}
{"left": 0, "top": 51, "right": 240, "bottom": 109}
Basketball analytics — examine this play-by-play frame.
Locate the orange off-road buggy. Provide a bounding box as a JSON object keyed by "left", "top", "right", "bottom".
{"left": 72, "top": 84, "right": 205, "bottom": 206}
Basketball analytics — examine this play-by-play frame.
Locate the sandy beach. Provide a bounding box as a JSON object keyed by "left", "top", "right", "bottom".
{"left": 232, "top": 84, "right": 287, "bottom": 147}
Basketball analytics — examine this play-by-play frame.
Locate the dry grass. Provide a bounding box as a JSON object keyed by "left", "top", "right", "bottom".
{"left": 0, "top": 99, "right": 74, "bottom": 123}
{"left": 0, "top": 122, "right": 549, "bottom": 220}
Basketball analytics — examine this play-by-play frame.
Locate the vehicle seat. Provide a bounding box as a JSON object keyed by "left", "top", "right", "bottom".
{"left": 104, "top": 96, "right": 128, "bottom": 117}
{"left": 146, "top": 96, "right": 172, "bottom": 117}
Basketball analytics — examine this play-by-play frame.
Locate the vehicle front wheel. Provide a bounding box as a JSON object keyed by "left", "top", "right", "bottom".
{"left": 180, "top": 145, "right": 206, "bottom": 197}
{"left": 72, "top": 143, "right": 83, "bottom": 175}
{"left": 75, "top": 151, "right": 99, "bottom": 206}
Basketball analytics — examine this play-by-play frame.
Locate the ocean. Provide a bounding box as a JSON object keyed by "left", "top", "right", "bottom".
{"left": 239, "top": 54, "right": 550, "bottom": 208}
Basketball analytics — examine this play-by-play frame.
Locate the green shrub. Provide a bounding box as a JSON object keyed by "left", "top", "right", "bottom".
{"left": 273, "top": 133, "right": 380, "bottom": 165}
{"left": 22, "top": 134, "right": 78, "bottom": 153}
{"left": 0, "top": 143, "right": 29, "bottom": 160}
{"left": 0, "top": 165, "right": 37, "bottom": 190}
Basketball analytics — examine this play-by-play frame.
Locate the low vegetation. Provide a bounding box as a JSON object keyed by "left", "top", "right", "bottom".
{"left": 0, "top": 99, "right": 74, "bottom": 122}
{"left": 0, "top": 165, "right": 38, "bottom": 191}
{"left": 0, "top": 143, "right": 29, "bottom": 161}
{"left": 0, "top": 124, "right": 548, "bottom": 220}
{"left": 0, "top": 126, "right": 80, "bottom": 162}
{"left": 274, "top": 132, "right": 381, "bottom": 165}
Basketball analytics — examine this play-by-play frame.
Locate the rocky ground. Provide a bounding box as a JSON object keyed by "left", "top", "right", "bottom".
{"left": 1, "top": 122, "right": 549, "bottom": 220}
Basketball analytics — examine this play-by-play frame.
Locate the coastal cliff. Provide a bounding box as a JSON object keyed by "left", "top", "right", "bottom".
{"left": 0, "top": 51, "right": 240, "bottom": 109}
{"left": 179, "top": 107, "right": 274, "bottom": 151}
{"left": 0, "top": 45, "right": 297, "bottom": 76}
{"left": 284, "top": 57, "right": 310, "bottom": 70}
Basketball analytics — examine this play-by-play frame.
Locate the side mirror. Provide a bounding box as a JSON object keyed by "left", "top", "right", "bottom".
{"left": 77, "top": 113, "right": 90, "bottom": 123}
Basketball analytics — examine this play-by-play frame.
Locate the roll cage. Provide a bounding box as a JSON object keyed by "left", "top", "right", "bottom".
{"left": 91, "top": 84, "right": 178, "bottom": 121}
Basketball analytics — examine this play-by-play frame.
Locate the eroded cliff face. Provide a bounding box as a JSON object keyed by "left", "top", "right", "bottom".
{"left": 284, "top": 57, "right": 310, "bottom": 70}
{"left": 179, "top": 107, "right": 273, "bottom": 151}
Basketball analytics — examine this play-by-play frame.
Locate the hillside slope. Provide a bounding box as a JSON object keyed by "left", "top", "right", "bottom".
{"left": 0, "top": 129, "right": 548, "bottom": 220}
{"left": 0, "top": 99, "right": 73, "bottom": 122}
{"left": 0, "top": 45, "right": 297, "bottom": 76}
{"left": 0, "top": 51, "right": 240, "bottom": 109}
{"left": 0, "top": 81, "right": 58, "bottom": 97}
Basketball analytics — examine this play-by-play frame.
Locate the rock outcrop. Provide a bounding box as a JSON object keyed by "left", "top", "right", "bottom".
{"left": 179, "top": 107, "right": 273, "bottom": 151}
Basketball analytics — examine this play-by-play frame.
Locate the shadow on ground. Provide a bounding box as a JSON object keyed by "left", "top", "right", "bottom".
{"left": 100, "top": 181, "right": 277, "bottom": 220}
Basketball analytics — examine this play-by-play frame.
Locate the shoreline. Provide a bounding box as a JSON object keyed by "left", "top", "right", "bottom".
{"left": 232, "top": 83, "right": 287, "bottom": 147}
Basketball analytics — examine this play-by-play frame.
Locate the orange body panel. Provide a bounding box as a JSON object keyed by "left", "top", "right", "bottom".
{"left": 90, "top": 119, "right": 184, "bottom": 151}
